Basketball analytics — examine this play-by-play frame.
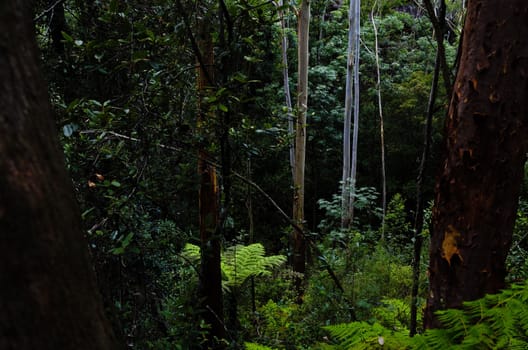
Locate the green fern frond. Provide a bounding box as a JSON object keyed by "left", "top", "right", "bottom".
{"left": 413, "top": 328, "right": 455, "bottom": 350}
{"left": 244, "top": 342, "right": 275, "bottom": 350}
{"left": 324, "top": 322, "right": 411, "bottom": 349}
{"left": 222, "top": 243, "right": 286, "bottom": 289}
{"left": 180, "top": 243, "right": 286, "bottom": 292}
{"left": 435, "top": 308, "right": 468, "bottom": 340}
{"left": 325, "top": 282, "right": 528, "bottom": 349}
{"left": 180, "top": 243, "right": 201, "bottom": 266}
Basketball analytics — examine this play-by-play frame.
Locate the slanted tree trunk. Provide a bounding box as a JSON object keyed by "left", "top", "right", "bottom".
{"left": 292, "top": 0, "right": 310, "bottom": 299}
{"left": 425, "top": 0, "right": 528, "bottom": 329}
{"left": 0, "top": 2, "right": 117, "bottom": 349}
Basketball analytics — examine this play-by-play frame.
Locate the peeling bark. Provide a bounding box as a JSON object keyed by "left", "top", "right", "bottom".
{"left": 425, "top": 0, "right": 528, "bottom": 328}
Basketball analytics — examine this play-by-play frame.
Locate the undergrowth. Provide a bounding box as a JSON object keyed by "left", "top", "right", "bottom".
{"left": 320, "top": 280, "right": 528, "bottom": 349}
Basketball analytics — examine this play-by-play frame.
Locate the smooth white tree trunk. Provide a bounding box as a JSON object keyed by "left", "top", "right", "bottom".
{"left": 342, "top": 0, "right": 360, "bottom": 228}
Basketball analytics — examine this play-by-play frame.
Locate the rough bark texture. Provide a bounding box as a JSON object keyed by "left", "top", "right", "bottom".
{"left": 425, "top": 0, "right": 528, "bottom": 328}
{"left": 0, "top": 1, "right": 117, "bottom": 349}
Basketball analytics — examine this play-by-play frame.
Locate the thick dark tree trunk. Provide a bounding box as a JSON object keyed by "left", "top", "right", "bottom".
{"left": 198, "top": 151, "right": 225, "bottom": 347}
{"left": 425, "top": 0, "right": 528, "bottom": 329}
{"left": 0, "top": 2, "right": 117, "bottom": 349}
{"left": 196, "top": 20, "right": 226, "bottom": 347}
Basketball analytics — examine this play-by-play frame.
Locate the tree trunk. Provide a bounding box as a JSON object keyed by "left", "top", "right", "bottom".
{"left": 0, "top": 2, "right": 117, "bottom": 349}
{"left": 196, "top": 20, "right": 226, "bottom": 346}
{"left": 47, "top": 0, "right": 67, "bottom": 55}
{"left": 292, "top": 0, "right": 310, "bottom": 299}
{"left": 277, "top": 0, "right": 295, "bottom": 179}
{"left": 370, "top": 8, "right": 386, "bottom": 236}
{"left": 425, "top": 0, "right": 528, "bottom": 329}
{"left": 410, "top": 47, "right": 441, "bottom": 337}
{"left": 342, "top": 0, "right": 360, "bottom": 229}
{"left": 341, "top": 0, "right": 354, "bottom": 228}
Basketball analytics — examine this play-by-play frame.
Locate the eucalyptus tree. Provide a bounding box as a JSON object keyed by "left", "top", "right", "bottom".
{"left": 292, "top": 0, "right": 311, "bottom": 297}
{"left": 341, "top": 0, "right": 361, "bottom": 228}
{"left": 0, "top": 1, "right": 117, "bottom": 348}
{"left": 370, "top": 3, "right": 386, "bottom": 235}
{"left": 276, "top": 0, "right": 295, "bottom": 178}
{"left": 425, "top": 0, "right": 528, "bottom": 328}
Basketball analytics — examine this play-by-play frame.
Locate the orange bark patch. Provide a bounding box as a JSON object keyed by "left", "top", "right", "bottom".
{"left": 442, "top": 225, "right": 463, "bottom": 265}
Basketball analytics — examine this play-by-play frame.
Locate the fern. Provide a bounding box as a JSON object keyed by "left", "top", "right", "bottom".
{"left": 180, "top": 243, "right": 201, "bottom": 265}
{"left": 324, "top": 321, "right": 411, "bottom": 349}
{"left": 222, "top": 243, "right": 286, "bottom": 290}
{"left": 324, "top": 281, "right": 528, "bottom": 349}
{"left": 180, "top": 243, "right": 286, "bottom": 292}
{"left": 244, "top": 342, "right": 275, "bottom": 350}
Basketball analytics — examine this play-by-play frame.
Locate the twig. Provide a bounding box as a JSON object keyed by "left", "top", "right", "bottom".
{"left": 34, "top": 0, "right": 66, "bottom": 22}
{"left": 79, "top": 128, "right": 348, "bottom": 298}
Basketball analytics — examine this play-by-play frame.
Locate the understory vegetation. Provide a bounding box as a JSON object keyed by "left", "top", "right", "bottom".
{"left": 32, "top": 0, "right": 528, "bottom": 348}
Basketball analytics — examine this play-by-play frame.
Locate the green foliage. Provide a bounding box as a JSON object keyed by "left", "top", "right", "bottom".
{"left": 317, "top": 186, "right": 382, "bottom": 240}
{"left": 222, "top": 244, "right": 287, "bottom": 290}
{"left": 323, "top": 281, "right": 528, "bottom": 350}
{"left": 416, "top": 281, "right": 528, "bottom": 349}
{"left": 507, "top": 200, "right": 528, "bottom": 282}
{"left": 182, "top": 243, "right": 286, "bottom": 292}
{"left": 354, "top": 245, "right": 413, "bottom": 309}
{"left": 382, "top": 193, "right": 413, "bottom": 261}
{"left": 324, "top": 321, "right": 411, "bottom": 349}
{"left": 245, "top": 343, "right": 275, "bottom": 350}
{"left": 372, "top": 298, "right": 416, "bottom": 332}
{"left": 35, "top": 0, "right": 468, "bottom": 347}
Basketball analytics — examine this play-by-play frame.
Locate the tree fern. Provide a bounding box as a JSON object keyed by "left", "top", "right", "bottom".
{"left": 180, "top": 243, "right": 286, "bottom": 292}
{"left": 221, "top": 243, "right": 286, "bottom": 290}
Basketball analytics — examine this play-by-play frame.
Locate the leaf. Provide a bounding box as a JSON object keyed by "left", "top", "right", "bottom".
{"left": 61, "top": 31, "right": 73, "bottom": 42}
{"left": 110, "top": 180, "right": 121, "bottom": 187}
{"left": 63, "top": 123, "right": 77, "bottom": 137}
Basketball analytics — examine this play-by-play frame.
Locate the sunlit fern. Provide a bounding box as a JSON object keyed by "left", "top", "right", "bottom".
{"left": 181, "top": 243, "right": 286, "bottom": 292}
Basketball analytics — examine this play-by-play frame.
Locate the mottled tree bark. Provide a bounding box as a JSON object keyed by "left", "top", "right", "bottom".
{"left": 425, "top": 0, "right": 528, "bottom": 329}
{"left": 0, "top": 1, "right": 117, "bottom": 349}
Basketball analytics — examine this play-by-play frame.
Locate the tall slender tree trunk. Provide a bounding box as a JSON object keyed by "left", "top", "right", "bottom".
{"left": 277, "top": 0, "right": 295, "bottom": 178}
{"left": 410, "top": 48, "right": 441, "bottom": 336}
{"left": 423, "top": 0, "right": 452, "bottom": 98}
{"left": 370, "top": 7, "right": 386, "bottom": 236}
{"left": 0, "top": 2, "right": 117, "bottom": 349}
{"left": 292, "top": 0, "right": 310, "bottom": 299}
{"left": 424, "top": 0, "right": 528, "bottom": 329}
{"left": 47, "top": 0, "right": 67, "bottom": 55}
{"left": 342, "top": 0, "right": 360, "bottom": 228}
{"left": 196, "top": 20, "right": 226, "bottom": 347}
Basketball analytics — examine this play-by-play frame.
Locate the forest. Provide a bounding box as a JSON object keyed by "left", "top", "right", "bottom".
{"left": 2, "top": 0, "right": 528, "bottom": 349}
